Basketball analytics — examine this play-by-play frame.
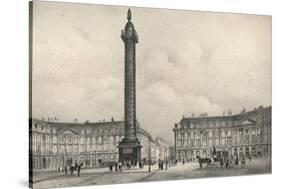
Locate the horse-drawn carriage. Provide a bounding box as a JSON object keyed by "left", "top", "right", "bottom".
{"left": 196, "top": 148, "right": 235, "bottom": 169}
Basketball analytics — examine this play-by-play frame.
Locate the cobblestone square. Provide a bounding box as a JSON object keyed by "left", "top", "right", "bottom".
{"left": 32, "top": 158, "right": 271, "bottom": 189}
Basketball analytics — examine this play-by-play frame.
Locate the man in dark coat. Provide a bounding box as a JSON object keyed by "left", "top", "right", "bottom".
{"left": 220, "top": 157, "right": 224, "bottom": 169}
{"left": 64, "top": 165, "right": 68, "bottom": 175}
{"left": 75, "top": 160, "right": 78, "bottom": 170}
{"left": 235, "top": 156, "right": 239, "bottom": 166}
{"left": 115, "top": 162, "right": 118, "bottom": 172}
{"left": 213, "top": 146, "right": 216, "bottom": 156}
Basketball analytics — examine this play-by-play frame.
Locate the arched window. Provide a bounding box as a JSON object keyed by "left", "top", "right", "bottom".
{"left": 92, "top": 137, "right": 96, "bottom": 144}
{"left": 109, "top": 136, "right": 114, "bottom": 143}
{"left": 103, "top": 136, "right": 108, "bottom": 144}
{"left": 98, "top": 136, "right": 102, "bottom": 144}
{"left": 52, "top": 136, "right": 57, "bottom": 143}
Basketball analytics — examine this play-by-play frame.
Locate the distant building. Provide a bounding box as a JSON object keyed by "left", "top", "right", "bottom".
{"left": 155, "top": 137, "right": 170, "bottom": 161}
{"left": 169, "top": 146, "right": 176, "bottom": 161}
{"left": 173, "top": 106, "right": 271, "bottom": 161}
{"left": 29, "top": 119, "right": 168, "bottom": 170}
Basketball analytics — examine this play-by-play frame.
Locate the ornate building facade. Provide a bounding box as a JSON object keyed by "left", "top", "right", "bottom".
{"left": 173, "top": 106, "right": 271, "bottom": 162}
{"left": 29, "top": 119, "right": 169, "bottom": 170}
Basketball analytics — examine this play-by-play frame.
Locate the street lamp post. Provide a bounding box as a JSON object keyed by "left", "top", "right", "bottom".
{"left": 148, "top": 145, "right": 151, "bottom": 172}
{"left": 164, "top": 148, "right": 166, "bottom": 170}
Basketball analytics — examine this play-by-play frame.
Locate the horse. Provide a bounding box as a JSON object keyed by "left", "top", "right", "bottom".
{"left": 196, "top": 155, "right": 212, "bottom": 169}
{"left": 70, "top": 163, "right": 84, "bottom": 176}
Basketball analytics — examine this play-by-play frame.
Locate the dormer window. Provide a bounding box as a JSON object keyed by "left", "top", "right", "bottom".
{"left": 190, "top": 123, "right": 194, "bottom": 129}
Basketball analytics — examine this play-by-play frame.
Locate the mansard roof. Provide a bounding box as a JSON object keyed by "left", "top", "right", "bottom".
{"left": 181, "top": 106, "right": 270, "bottom": 121}
{"left": 178, "top": 106, "right": 271, "bottom": 129}
{"left": 48, "top": 120, "right": 124, "bottom": 129}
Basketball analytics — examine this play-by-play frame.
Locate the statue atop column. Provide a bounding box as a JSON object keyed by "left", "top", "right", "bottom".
{"left": 127, "top": 9, "right": 131, "bottom": 21}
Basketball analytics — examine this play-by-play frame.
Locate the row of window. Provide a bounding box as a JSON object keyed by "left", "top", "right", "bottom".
{"left": 32, "top": 143, "right": 120, "bottom": 155}
{"left": 32, "top": 134, "right": 125, "bottom": 145}
{"left": 31, "top": 137, "right": 166, "bottom": 156}
{"left": 180, "top": 117, "right": 271, "bottom": 130}
{"left": 176, "top": 134, "right": 270, "bottom": 148}
{"left": 186, "top": 120, "right": 233, "bottom": 129}
{"left": 175, "top": 127, "right": 268, "bottom": 140}
{"left": 32, "top": 125, "right": 125, "bottom": 135}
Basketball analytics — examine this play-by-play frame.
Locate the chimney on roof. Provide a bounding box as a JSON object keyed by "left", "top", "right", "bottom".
{"left": 228, "top": 109, "right": 232, "bottom": 115}
{"left": 223, "top": 111, "right": 225, "bottom": 116}
{"left": 111, "top": 117, "right": 114, "bottom": 122}
{"left": 192, "top": 112, "right": 195, "bottom": 117}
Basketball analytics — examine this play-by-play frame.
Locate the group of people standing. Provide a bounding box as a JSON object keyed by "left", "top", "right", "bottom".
{"left": 109, "top": 160, "right": 144, "bottom": 172}
{"left": 218, "top": 154, "right": 247, "bottom": 169}
{"left": 56, "top": 161, "right": 83, "bottom": 177}
{"left": 158, "top": 159, "right": 169, "bottom": 170}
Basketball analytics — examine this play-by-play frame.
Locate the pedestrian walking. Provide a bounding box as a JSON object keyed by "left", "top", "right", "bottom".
{"left": 75, "top": 161, "right": 78, "bottom": 170}
{"left": 235, "top": 156, "right": 239, "bottom": 166}
{"left": 118, "top": 162, "right": 123, "bottom": 172}
{"left": 139, "top": 161, "right": 142, "bottom": 169}
{"left": 241, "top": 156, "right": 246, "bottom": 168}
{"left": 115, "top": 162, "right": 118, "bottom": 172}
{"left": 64, "top": 165, "right": 68, "bottom": 175}
{"left": 225, "top": 159, "right": 229, "bottom": 168}
{"left": 220, "top": 157, "right": 224, "bottom": 169}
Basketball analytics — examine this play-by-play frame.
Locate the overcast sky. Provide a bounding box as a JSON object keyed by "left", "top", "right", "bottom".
{"left": 32, "top": 1, "right": 271, "bottom": 144}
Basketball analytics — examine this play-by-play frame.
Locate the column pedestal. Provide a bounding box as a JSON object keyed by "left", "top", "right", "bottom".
{"left": 118, "top": 139, "right": 141, "bottom": 163}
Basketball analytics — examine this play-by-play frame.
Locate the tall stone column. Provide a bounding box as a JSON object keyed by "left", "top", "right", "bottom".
{"left": 118, "top": 9, "right": 141, "bottom": 163}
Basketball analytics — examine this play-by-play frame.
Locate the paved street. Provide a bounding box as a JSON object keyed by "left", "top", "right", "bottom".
{"left": 32, "top": 158, "right": 271, "bottom": 189}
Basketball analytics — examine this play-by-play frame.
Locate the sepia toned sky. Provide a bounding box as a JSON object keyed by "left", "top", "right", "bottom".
{"left": 32, "top": 1, "right": 271, "bottom": 144}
